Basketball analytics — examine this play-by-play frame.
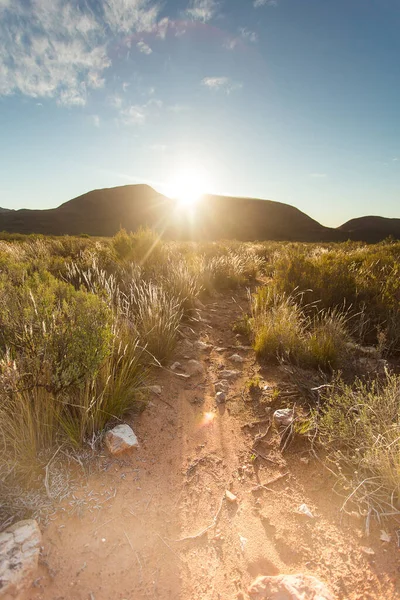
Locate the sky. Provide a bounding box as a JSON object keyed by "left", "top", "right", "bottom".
{"left": 0, "top": 0, "right": 400, "bottom": 227}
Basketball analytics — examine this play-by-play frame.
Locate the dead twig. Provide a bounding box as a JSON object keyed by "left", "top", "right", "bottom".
{"left": 252, "top": 472, "right": 289, "bottom": 492}
{"left": 175, "top": 494, "right": 225, "bottom": 542}
{"left": 251, "top": 448, "right": 279, "bottom": 465}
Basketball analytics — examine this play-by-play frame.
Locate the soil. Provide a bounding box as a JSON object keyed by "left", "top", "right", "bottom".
{"left": 23, "top": 290, "right": 400, "bottom": 600}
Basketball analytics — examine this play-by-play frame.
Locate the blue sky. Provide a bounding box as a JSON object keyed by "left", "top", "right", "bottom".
{"left": 0, "top": 0, "right": 399, "bottom": 226}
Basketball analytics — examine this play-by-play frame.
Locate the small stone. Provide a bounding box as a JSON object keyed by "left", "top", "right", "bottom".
{"left": 0, "top": 519, "right": 42, "bottom": 599}
{"left": 297, "top": 504, "right": 314, "bottom": 518}
{"left": 220, "top": 369, "right": 240, "bottom": 379}
{"left": 148, "top": 385, "right": 162, "bottom": 395}
{"left": 186, "top": 360, "right": 204, "bottom": 376}
{"left": 105, "top": 424, "right": 139, "bottom": 455}
{"left": 171, "top": 362, "right": 182, "bottom": 371}
{"left": 216, "top": 391, "right": 226, "bottom": 404}
{"left": 248, "top": 575, "right": 334, "bottom": 600}
{"left": 299, "top": 457, "right": 309, "bottom": 465}
{"left": 361, "top": 546, "right": 375, "bottom": 556}
{"left": 215, "top": 380, "right": 229, "bottom": 393}
{"left": 273, "top": 408, "right": 294, "bottom": 428}
{"left": 215, "top": 347, "right": 227, "bottom": 353}
{"left": 229, "top": 354, "right": 244, "bottom": 363}
{"left": 194, "top": 341, "right": 212, "bottom": 351}
{"left": 225, "top": 490, "right": 237, "bottom": 503}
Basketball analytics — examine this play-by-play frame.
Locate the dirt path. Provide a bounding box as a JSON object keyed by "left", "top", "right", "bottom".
{"left": 25, "top": 290, "right": 400, "bottom": 600}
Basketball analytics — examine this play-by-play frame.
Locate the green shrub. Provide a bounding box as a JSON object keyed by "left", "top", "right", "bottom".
{"left": 311, "top": 372, "right": 400, "bottom": 510}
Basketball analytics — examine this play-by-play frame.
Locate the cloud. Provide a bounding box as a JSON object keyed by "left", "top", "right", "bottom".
{"left": 239, "top": 28, "right": 258, "bottom": 43}
{"left": 202, "top": 77, "right": 242, "bottom": 93}
{"left": 137, "top": 41, "right": 152, "bottom": 54}
{"left": 103, "top": 0, "right": 160, "bottom": 34}
{"left": 225, "top": 27, "right": 258, "bottom": 49}
{"left": 253, "top": 0, "right": 278, "bottom": 7}
{"left": 119, "top": 98, "right": 162, "bottom": 125}
{"left": 186, "top": 0, "right": 219, "bottom": 22}
{"left": 310, "top": 173, "right": 327, "bottom": 178}
{"left": 91, "top": 115, "right": 101, "bottom": 127}
{"left": 0, "top": 0, "right": 164, "bottom": 106}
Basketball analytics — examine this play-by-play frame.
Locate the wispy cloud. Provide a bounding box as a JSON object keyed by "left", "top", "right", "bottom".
{"left": 239, "top": 28, "right": 258, "bottom": 43}
{"left": 137, "top": 41, "right": 152, "bottom": 54}
{"left": 253, "top": 0, "right": 278, "bottom": 7}
{"left": 202, "top": 77, "right": 242, "bottom": 93}
{"left": 103, "top": 0, "right": 160, "bottom": 34}
{"left": 91, "top": 115, "right": 101, "bottom": 127}
{"left": 119, "top": 98, "right": 162, "bottom": 126}
{"left": 0, "top": 0, "right": 164, "bottom": 106}
{"left": 224, "top": 27, "right": 258, "bottom": 50}
{"left": 186, "top": 0, "right": 219, "bottom": 22}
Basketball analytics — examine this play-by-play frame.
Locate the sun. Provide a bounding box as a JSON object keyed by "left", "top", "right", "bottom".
{"left": 166, "top": 167, "right": 211, "bottom": 206}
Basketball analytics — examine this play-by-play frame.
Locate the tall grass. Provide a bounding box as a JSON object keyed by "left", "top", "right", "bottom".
{"left": 311, "top": 373, "right": 400, "bottom": 514}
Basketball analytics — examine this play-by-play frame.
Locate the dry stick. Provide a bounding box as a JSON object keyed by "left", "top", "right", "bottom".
{"left": 44, "top": 445, "right": 63, "bottom": 498}
{"left": 252, "top": 472, "right": 289, "bottom": 492}
{"left": 251, "top": 448, "right": 279, "bottom": 465}
{"left": 124, "top": 531, "right": 135, "bottom": 552}
{"left": 156, "top": 533, "right": 181, "bottom": 559}
{"left": 175, "top": 495, "right": 225, "bottom": 542}
{"left": 89, "top": 516, "right": 118, "bottom": 534}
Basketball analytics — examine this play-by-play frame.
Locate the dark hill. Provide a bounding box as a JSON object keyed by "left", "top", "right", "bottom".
{"left": 339, "top": 216, "right": 400, "bottom": 243}
{"left": 0, "top": 184, "right": 345, "bottom": 241}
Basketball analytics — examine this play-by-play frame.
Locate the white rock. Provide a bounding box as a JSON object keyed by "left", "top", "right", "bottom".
{"left": 148, "top": 385, "right": 162, "bottom": 395}
{"left": 215, "top": 380, "right": 229, "bottom": 393}
{"left": 216, "top": 392, "right": 226, "bottom": 404}
{"left": 297, "top": 503, "right": 314, "bottom": 518}
{"left": 229, "top": 354, "right": 244, "bottom": 364}
{"left": 273, "top": 408, "right": 294, "bottom": 428}
{"left": 170, "top": 362, "right": 182, "bottom": 371}
{"left": 194, "top": 341, "right": 212, "bottom": 351}
{"left": 361, "top": 546, "right": 375, "bottom": 556}
{"left": 105, "top": 424, "right": 139, "bottom": 455}
{"left": 219, "top": 370, "right": 240, "bottom": 380}
{"left": 186, "top": 360, "right": 204, "bottom": 376}
{"left": 225, "top": 490, "right": 237, "bottom": 503}
{"left": 380, "top": 530, "right": 391, "bottom": 543}
{"left": 0, "top": 519, "right": 42, "bottom": 599}
{"left": 215, "top": 347, "right": 227, "bottom": 353}
{"left": 248, "top": 574, "right": 334, "bottom": 600}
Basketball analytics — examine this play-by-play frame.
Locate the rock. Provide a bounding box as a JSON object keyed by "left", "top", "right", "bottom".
{"left": 225, "top": 490, "right": 237, "bottom": 503}
{"left": 194, "top": 298, "right": 205, "bottom": 310}
{"left": 0, "top": 519, "right": 42, "bottom": 599}
{"left": 273, "top": 408, "right": 294, "bottom": 428}
{"left": 105, "top": 424, "right": 139, "bottom": 455}
{"left": 297, "top": 504, "right": 314, "bottom": 518}
{"left": 186, "top": 360, "right": 204, "bottom": 376}
{"left": 215, "top": 380, "right": 229, "bottom": 393}
{"left": 194, "top": 341, "right": 212, "bottom": 351}
{"left": 248, "top": 574, "right": 335, "bottom": 600}
{"left": 360, "top": 546, "right": 375, "bottom": 556}
{"left": 219, "top": 369, "right": 240, "bottom": 380}
{"left": 148, "top": 385, "right": 162, "bottom": 395}
{"left": 216, "top": 391, "right": 226, "bottom": 404}
{"left": 215, "top": 347, "right": 227, "bottom": 353}
{"left": 170, "top": 361, "right": 182, "bottom": 371}
{"left": 178, "top": 339, "right": 195, "bottom": 355}
{"left": 229, "top": 354, "right": 244, "bottom": 364}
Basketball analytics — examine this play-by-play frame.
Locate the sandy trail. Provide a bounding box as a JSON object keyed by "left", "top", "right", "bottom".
{"left": 25, "top": 291, "right": 400, "bottom": 600}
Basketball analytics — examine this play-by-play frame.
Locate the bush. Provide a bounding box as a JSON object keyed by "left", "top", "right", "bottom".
{"left": 249, "top": 287, "right": 351, "bottom": 370}
{"left": 311, "top": 372, "right": 400, "bottom": 511}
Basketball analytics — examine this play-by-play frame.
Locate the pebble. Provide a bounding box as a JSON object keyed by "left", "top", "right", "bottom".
{"left": 216, "top": 391, "right": 226, "bottom": 404}
{"left": 225, "top": 490, "right": 237, "bottom": 503}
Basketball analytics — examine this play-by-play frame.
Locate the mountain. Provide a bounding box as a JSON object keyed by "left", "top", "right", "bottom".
{"left": 0, "top": 184, "right": 397, "bottom": 242}
{"left": 339, "top": 216, "right": 400, "bottom": 243}
{"left": 0, "top": 184, "right": 344, "bottom": 241}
